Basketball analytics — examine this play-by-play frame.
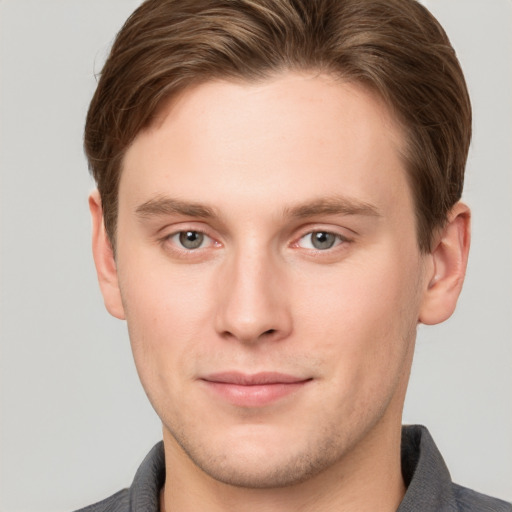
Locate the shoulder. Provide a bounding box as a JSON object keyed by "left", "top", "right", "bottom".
{"left": 72, "top": 441, "right": 164, "bottom": 512}
{"left": 399, "top": 426, "right": 511, "bottom": 512}
{"left": 453, "top": 484, "right": 512, "bottom": 512}
{"left": 73, "top": 488, "right": 129, "bottom": 512}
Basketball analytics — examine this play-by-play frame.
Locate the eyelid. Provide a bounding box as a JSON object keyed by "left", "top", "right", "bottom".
{"left": 156, "top": 222, "right": 353, "bottom": 256}
{"left": 295, "top": 231, "right": 348, "bottom": 250}
{"left": 169, "top": 231, "right": 211, "bottom": 250}
{"left": 159, "top": 223, "right": 222, "bottom": 253}
{"left": 291, "top": 223, "right": 353, "bottom": 243}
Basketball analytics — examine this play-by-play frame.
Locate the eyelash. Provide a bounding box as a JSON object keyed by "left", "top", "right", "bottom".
{"left": 161, "top": 229, "right": 218, "bottom": 252}
{"left": 159, "top": 227, "right": 352, "bottom": 255}
{"left": 293, "top": 230, "right": 350, "bottom": 251}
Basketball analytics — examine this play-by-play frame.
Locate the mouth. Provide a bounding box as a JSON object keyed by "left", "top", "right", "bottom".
{"left": 200, "top": 372, "right": 312, "bottom": 407}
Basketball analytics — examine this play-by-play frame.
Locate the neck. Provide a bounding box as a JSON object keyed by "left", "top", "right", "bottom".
{"left": 160, "top": 417, "right": 406, "bottom": 512}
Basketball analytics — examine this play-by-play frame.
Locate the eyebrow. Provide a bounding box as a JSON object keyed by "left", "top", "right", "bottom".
{"left": 136, "top": 197, "right": 217, "bottom": 219}
{"left": 283, "top": 196, "right": 381, "bottom": 219}
{"left": 135, "top": 195, "right": 381, "bottom": 221}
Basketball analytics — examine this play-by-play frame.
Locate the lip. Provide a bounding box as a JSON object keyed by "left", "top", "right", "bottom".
{"left": 200, "top": 372, "right": 312, "bottom": 407}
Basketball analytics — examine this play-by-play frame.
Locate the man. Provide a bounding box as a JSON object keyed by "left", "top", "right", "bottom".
{"left": 78, "top": 0, "right": 511, "bottom": 510}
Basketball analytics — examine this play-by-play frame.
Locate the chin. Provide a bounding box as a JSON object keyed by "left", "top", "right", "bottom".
{"left": 168, "top": 422, "right": 348, "bottom": 489}
{"left": 190, "top": 448, "right": 333, "bottom": 489}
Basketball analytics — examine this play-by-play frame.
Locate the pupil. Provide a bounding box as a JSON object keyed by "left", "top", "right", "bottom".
{"left": 179, "top": 231, "right": 204, "bottom": 249}
{"left": 312, "top": 232, "right": 335, "bottom": 250}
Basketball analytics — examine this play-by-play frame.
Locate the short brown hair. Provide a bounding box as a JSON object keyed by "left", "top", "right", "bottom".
{"left": 84, "top": 0, "right": 471, "bottom": 252}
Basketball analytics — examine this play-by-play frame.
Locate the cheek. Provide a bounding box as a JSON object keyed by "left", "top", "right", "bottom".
{"left": 118, "top": 259, "right": 215, "bottom": 382}
{"left": 299, "top": 257, "right": 420, "bottom": 428}
{"left": 121, "top": 254, "right": 213, "bottom": 324}
{"left": 297, "top": 249, "right": 422, "bottom": 374}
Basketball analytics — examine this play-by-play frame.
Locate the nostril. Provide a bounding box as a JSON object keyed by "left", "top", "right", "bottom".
{"left": 263, "top": 329, "right": 276, "bottom": 336}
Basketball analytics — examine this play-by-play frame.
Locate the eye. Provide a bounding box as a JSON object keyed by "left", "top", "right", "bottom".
{"left": 297, "top": 231, "right": 345, "bottom": 250}
{"left": 171, "top": 230, "right": 210, "bottom": 250}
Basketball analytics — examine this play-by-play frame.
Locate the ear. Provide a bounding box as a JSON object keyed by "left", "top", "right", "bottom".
{"left": 89, "top": 190, "right": 126, "bottom": 320}
{"left": 419, "top": 202, "right": 471, "bottom": 325}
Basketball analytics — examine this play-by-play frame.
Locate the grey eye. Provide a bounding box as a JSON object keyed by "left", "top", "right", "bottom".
{"left": 297, "top": 231, "right": 341, "bottom": 250}
{"left": 310, "top": 231, "right": 337, "bottom": 250}
{"left": 178, "top": 231, "right": 205, "bottom": 249}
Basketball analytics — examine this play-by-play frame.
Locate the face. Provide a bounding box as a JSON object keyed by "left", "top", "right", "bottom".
{"left": 106, "top": 73, "right": 432, "bottom": 487}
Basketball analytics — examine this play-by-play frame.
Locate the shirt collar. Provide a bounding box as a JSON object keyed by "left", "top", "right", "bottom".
{"left": 398, "top": 424, "right": 456, "bottom": 511}
{"left": 128, "top": 425, "right": 455, "bottom": 511}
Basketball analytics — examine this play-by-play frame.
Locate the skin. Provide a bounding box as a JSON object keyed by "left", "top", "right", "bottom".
{"left": 90, "top": 73, "right": 470, "bottom": 512}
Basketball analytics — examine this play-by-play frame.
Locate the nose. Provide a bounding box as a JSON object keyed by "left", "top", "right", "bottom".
{"left": 214, "top": 249, "right": 292, "bottom": 344}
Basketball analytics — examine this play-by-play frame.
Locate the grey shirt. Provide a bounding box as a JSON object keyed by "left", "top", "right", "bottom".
{"left": 75, "top": 425, "right": 511, "bottom": 511}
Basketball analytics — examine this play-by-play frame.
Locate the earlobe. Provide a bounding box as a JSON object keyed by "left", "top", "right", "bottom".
{"left": 419, "top": 202, "right": 471, "bottom": 325}
{"left": 89, "top": 190, "right": 126, "bottom": 320}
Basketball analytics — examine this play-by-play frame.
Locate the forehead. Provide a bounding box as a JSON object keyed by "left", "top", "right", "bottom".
{"left": 120, "top": 72, "right": 410, "bottom": 220}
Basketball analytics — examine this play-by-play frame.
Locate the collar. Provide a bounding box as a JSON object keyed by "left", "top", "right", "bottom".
{"left": 126, "top": 425, "right": 488, "bottom": 511}
{"left": 397, "top": 425, "right": 456, "bottom": 511}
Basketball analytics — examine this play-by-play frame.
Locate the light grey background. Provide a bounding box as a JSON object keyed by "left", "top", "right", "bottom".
{"left": 0, "top": 1, "right": 510, "bottom": 510}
